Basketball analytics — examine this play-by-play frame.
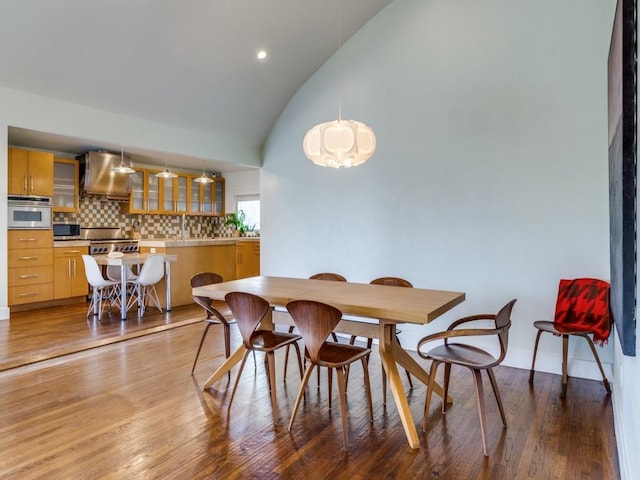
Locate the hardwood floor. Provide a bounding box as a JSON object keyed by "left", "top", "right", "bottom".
{"left": 0, "top": 303, "right": 620, "bottom": 479}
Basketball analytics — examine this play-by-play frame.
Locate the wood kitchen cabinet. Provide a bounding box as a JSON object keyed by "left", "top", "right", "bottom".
{"left": 8, "top": 230, "right": 54, "bottom": 306}
{"left": 122, "top": 169, "right": 196, "bottom": 216}
{"left": 8, "top": 147, "right": 54, "bottom": 197}
{"left": 236, "top": 241, "right": 260, "bottom": 279}
{"left": 53, "top": 246, "right": 88, "bottom": 299}
{"left": 53, "top": 157, "right": 79, "bottom": 212}
{"left": 189, "top": 177, "right": 225, "bottom": 216}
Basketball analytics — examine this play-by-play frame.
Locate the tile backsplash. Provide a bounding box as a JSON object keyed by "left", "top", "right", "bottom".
{"left": 53, "top": 196, "right": 239, "bottom": 238}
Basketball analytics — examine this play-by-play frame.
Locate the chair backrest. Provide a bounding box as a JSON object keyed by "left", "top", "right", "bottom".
{"left": 495, "top": 299, "right": 517, "bottom": 362}
{"left": 136, "top": 255, "right": 165, "bottom": 286}
{"left": 82, "top": 255, "right": 110, "bottom": 288}
{"left": 225, "top": 292, "right": 270, "bottom": 349}
{"left": 106, "top": 265, "right": 137, "bottom": 282}
{"left": 370, "top": 276, "right": 413, "bottom": 288}
{"left": 309, "top": 272, "right": 347, "bottom": 282}
{"left": 190, "top": 272, "right": 226, "bottom": 320}
{"left": 286, "top": 300, "right": 343, "bottom": 364}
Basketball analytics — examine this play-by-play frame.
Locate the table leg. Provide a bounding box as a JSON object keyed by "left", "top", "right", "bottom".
{"left": 391, "top": 340, "right": 453, "bottom": 405}
{"left": 202, "top": 344, "right": 246, "bottom": 389}
{"left": 379, "top": 322, "right": 421, "bottom": 449}
{"left": 120, "top": 264, "right": 127, "bottom": 321}
{"left": 165, "top": 260, "right": 172, "bottom": 311}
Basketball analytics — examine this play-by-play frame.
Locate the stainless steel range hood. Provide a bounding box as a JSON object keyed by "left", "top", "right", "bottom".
{"left": 78, "top": 151, "right": 132, "bottom": 200}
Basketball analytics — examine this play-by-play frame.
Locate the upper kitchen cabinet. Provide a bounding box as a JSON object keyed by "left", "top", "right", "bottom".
{"left": 8, "top": 148, "right": 54, "bottom": 197}
{"left": 53, "top": 158, "right": 79, "bottom": 212}
{"left": 189, "top": 177, "right": 225, "bottom": 216}
{"left": 122, "top": 168, "right": 207, "bottom": 215}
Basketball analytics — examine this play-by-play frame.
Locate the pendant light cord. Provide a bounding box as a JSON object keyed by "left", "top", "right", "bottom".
{"left": 337, "top": 0, "right": 343, "bottom": 122}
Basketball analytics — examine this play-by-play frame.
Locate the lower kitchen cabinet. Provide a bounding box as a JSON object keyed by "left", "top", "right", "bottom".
{"left": 53, "top": 246, "right": 89, "bottom": 299}
{"left": 236, "top": 241, "right": 260, "bottom": 279}
{"left": 8, "top": 230, "right": 54, "bottom": 306}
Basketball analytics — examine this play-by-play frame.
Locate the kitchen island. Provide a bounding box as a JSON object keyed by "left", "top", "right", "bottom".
{"left": 137, "top": 237, "right": 260, "bottom": 307}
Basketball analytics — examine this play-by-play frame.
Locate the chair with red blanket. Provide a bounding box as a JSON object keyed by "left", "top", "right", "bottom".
{"left": 529, "top": 278, "right": 612, "bottom": 397}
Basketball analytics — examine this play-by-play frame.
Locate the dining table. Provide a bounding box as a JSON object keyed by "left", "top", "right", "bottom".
{"left": 94, "top": 253, "right": 177, "bottom": 320}
{"left": 192, "top": 275, "right": 465, "bottom": 449}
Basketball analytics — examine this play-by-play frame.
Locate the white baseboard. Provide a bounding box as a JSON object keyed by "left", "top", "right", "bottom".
{"left": 0, "top": 306, "right": 9, "bottom": 321}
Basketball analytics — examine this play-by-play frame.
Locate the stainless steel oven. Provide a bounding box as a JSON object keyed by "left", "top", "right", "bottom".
{"left": 7, "top": 195, "right": 52, "bottom": 229}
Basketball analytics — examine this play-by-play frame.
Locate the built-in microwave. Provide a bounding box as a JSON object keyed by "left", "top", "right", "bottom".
{"left": 53, "top": 222, "right": 81, "bottom": 240}
{"left": 7, "top": 195, "right": 52, "bottom": 230}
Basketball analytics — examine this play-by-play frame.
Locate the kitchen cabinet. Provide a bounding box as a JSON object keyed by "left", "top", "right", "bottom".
{"left": 8, "top": 230, "right": 54, "bottom": 306}
{"left": 53, "top": 158, "right": 79, "bottom": 212}
{"left": 189, "top": 177, "right": 225, "bottom": 216}
{"left": 8, "top": 147, "right": 54, "bottom": 197}
{"left": 53, "top": 246, "right": 89, "bottom": 299}
{"left": 236, "top": 241, "right": 260, "bottom": 279}
{"left": 123, "top": 168, "right": 223, "bottom": 216}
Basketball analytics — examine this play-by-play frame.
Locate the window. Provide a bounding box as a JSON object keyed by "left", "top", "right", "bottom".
{"left": 236, "top": 195, "right": 260, "bottom": 230}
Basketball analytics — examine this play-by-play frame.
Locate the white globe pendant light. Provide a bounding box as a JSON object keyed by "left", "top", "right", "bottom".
{"left": 303, "top": 0, "right": 376, "bottom": 168}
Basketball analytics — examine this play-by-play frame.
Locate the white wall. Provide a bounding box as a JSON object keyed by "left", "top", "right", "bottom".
{"left": 262, "top": 0, "right": 614, "bottom": 376}
{"left": 0, "top": 124, "right": 7, "bottom": 319}
{"left": 224, "top": 169, "right": 260, "bottom": 213}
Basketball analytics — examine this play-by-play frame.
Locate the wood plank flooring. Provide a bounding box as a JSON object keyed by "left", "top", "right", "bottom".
{"left": 0, "top": 303, "right": 620, "bottom": 479}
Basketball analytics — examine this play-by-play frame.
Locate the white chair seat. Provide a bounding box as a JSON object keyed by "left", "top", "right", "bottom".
{"left": 129, "top": 255, "right": 165, "bottom": 316}
{"left": 82, "top": 255, "right": 119, "bottom": 320}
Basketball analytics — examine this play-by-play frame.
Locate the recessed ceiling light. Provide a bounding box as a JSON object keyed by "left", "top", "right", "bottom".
{"left": 257, "top": 50, "right": 267, "bottom": 60}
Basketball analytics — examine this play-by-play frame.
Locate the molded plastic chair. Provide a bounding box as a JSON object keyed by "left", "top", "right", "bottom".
{"left": 190, "top": 272, "right": 236, "bottom": 376}
{"left": 130, "top": 255, "right": 165, "bottom": 316}
{"left": 82, "top": 255, "right": 119, "bottom": 320}
{"left": 106, "top": 265, "right": 138, "bottom": 312}
{"left": 417, "top": 299, "right": 517, "bottom": 456}
{"left": 529, "top": 278, "right": 612, "bottom": 398}
{"left": 225, "top": 291, "right": 303, "bottom": 425}
{"left": 286, "top": 299, "right": 373, "bottom": 449}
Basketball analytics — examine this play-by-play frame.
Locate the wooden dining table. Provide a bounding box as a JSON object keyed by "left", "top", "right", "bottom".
{"left": 192, "top": 275, "right": 465, "bottom": 449}
{"left": 94, "top": 253, "right": 177, "bottom": 320}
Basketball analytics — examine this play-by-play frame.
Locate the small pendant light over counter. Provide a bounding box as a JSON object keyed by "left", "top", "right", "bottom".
{"left": 155, "top": 159, "right": 177, "bottom": 179}
{"left": 194, "top": 162, "right": 214, "bottom": 183}
{"left": 302, "top": 0, "right": 376, "bottom": 168}
{"left": 111, "top": 147, "right": 135, "bottom": 174}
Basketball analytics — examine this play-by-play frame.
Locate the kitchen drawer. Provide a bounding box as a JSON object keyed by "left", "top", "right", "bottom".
{"left": 8, "top": 248, "right": 54, "bottom": 268}
{"left": 8, "top": 265, "right": 54, "bottom": 287}
{"left": 8, "top": 230, "right": 53, "bottom": 249}
{"left": 54, "top": 246, "right": 88, "bottom": 258}
{"left": 9, "top": 284, "right": 54, "bottom": 305}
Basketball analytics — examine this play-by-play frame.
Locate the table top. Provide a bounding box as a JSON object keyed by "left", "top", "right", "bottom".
{"left": 93, "top": 252, "right": 177, "bottom": 266}
{"left": 192, "top": 275, "right": 465, "bottom": 324}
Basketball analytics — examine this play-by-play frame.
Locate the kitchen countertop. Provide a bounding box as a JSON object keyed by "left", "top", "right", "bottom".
{"left": 138, "top": 237, "right": 259, "bottom": 248}
{"left": 53, "top": 240, "right": 91, "bottom": 248}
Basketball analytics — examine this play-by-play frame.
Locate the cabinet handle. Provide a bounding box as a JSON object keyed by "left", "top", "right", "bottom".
{"left": 30, "top": 175, "right": 34, "bottom": 193}
{"left": 18, "top": 238, "right": 38, "bottom": 242}
{"left": 19, "top": 292, "right": 39, "bottom": 298}
{"left": 68, "top": 259, "right": 71, "bottom": 278}
{"left": 64, "top": 250, "right": 81, "bottom": 254}
{"left": 24, "top": 174, "right": 28, "bottom": 193}
{"left": 73, "top": 259, "right": 77, "bottom": 276}
{"left": 18, "top": 256, "right": 39, "bottom": 260}
{"left": 19, "top": 274, "right": 40, "bottom": 279}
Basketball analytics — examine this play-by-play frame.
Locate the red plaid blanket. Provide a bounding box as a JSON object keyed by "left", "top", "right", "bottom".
{"left": 554, "top": 278, "right": 612, "bottom": 346}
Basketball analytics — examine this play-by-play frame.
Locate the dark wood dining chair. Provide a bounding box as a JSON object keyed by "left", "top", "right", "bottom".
{"left": 417, "top": 299, "right": 517, "bottom": 456}
{"left": 286, "top": 299, "right": 373, "bottom": 449}
{"left": 529, "top": 278, "right": 612, "bottom": 398}
{"left": 283, "top": 272, "right": 344, "bottom": 383}
{"left": 190, "top": 272, "right": 235, "bottom": 376}
{"left": 347, "top": 276, "right": 414, "bottom": 404}
{"left": 225, "top": 291, "right": 303, "bottom": 425}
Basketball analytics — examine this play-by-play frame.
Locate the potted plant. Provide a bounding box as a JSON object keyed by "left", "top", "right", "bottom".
{"left": 225, "top": 210, "right": 248, "bottom": 236}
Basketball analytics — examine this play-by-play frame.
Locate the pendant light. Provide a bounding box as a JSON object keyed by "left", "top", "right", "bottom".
{"left": 194, "top": 162, "right": 214, "bottom": 184}
{"left": 302, "top": 0, "right": 376, "bottom": 168}
{"left": 111, "top": 146, "right": 135, "bottom": 174}
{"left": 155, "top": 159, "right": 177, "bottom": 178}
